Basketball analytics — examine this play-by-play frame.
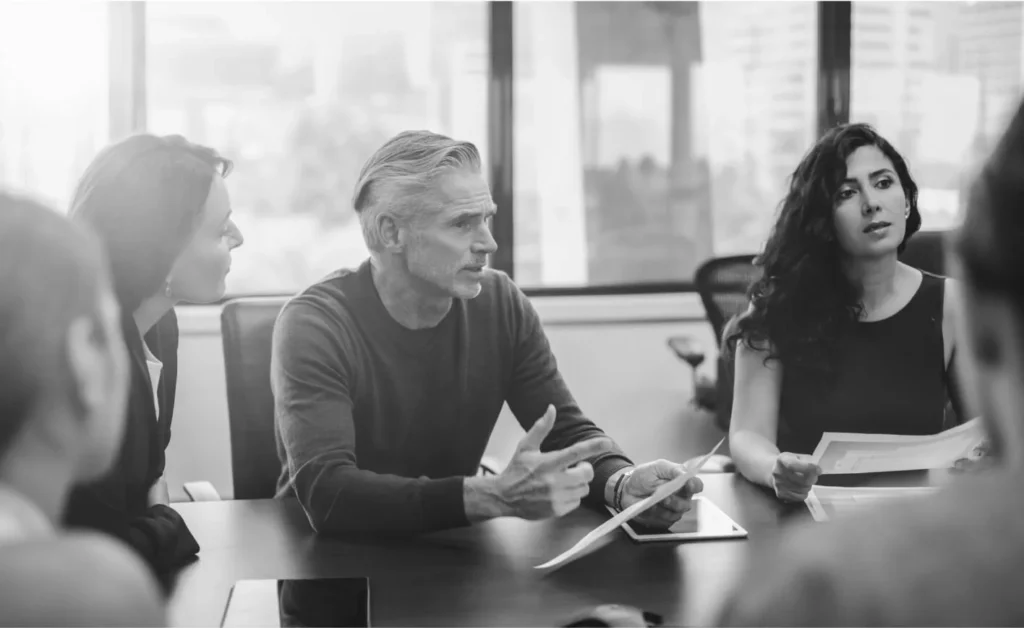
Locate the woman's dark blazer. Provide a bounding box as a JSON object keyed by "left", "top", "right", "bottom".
{"left": 64, "top": 308, "right": 199, "bottom": 581}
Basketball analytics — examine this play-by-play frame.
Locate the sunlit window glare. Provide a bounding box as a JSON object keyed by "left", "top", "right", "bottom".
{"left": 0, "top": 2, "right": 108, "bottom": 210}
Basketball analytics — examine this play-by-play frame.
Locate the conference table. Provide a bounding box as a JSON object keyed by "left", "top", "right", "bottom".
{"left": 166, "top": 469, "right": 953, "bottom": 627}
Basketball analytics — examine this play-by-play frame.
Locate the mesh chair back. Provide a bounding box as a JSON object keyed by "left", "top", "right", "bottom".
{"left": 694, "top": 255, "right": 761, "bottom": 346}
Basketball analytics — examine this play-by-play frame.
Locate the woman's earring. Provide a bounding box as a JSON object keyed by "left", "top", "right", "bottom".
{"left": 163, "top": 280, "right": 173, "bottom": 299}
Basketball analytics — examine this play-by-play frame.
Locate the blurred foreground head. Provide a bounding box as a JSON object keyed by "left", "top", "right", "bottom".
{"left": 0, "top": 191, "right": 129, "bottom": 484}
{"left": 953, "top": 98, "right": 1024, "bottom": 467}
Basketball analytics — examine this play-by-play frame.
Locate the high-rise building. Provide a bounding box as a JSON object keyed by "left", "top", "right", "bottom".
{"left": 697, "top": 2, "right": 818, "bottom": 253}
{"left": 845, "top": 1, "right": 1024, "bottom": 225}
{"left": 703, "top": 1, "right": 818, "bottom": 188}
{"left": 955, "top": 1, "right": 1024, "bottom": 149}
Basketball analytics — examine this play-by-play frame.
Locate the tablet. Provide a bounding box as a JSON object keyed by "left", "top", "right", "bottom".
{"left": 607, "top": 496, "right": 748, "bottom": 543}
{"left": 221, "top": 577, "right": 370, "bottom": 627}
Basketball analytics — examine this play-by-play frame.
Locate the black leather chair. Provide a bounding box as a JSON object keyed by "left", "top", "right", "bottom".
{"left": 220, "top": 296, "right": 500, "bottom": 501}
{"left": 900, "top": 229, "right": 962, "bottom": 427}
{"left": 899, "top": 229, "right": 949, "bottom": 276}
{"left": 221, "top": 297, "right": 290, "bottom": 500}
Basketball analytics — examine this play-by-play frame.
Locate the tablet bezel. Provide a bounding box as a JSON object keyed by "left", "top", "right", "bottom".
{"left": 606, "top": 495, "right": 748, "bottom": 543}
{"left": 220, "top": 577, "right": 371, "bottom": 627}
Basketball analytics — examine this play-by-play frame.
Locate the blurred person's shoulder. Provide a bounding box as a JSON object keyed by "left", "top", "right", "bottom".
{"left": 0, "top": 530, "right": 165, "bottom": 626}
{"left": 719, "top": 471, "right": 1024, "bottom": 627}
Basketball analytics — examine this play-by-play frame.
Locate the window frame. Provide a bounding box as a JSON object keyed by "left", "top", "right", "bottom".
{"left": 115, "top": 1, "right": 853, "bottom": 298}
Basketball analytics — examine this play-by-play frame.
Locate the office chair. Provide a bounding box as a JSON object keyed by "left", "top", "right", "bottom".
{"left": 899, "top": 229, "right": 963, "bottom": 428}
{"left": 899, "top": 230, "right": 949, "bottom": 277}
{"left": 217, "top": 296, "right": 500, "bottom": 501}
{"left": 220, "top": 297, "right": 290, "bottom": 500}
{"left": 667, "top": 255, "right": 759, "bottom": 413}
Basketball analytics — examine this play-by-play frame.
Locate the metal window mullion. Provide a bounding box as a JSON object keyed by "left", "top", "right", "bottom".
{"left": 108, "top": 1, "right": 146, "bottom": 141}
{"left": 488, "top": 1, "right": 515, "bottom": 278}
{"left": 817, "top": 1, "right": 852, "bottom": 135}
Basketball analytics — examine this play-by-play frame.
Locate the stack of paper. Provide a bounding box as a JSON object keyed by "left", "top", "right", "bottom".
{"left": 806, "top": 485, "right": 941, "bottom": 522}
{"left": 810, "top": 418, "right": 986, "bottom": 475}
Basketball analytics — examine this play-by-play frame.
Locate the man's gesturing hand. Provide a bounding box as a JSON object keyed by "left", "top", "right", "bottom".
{"left": 616, "top": 460, "right": 704, "bottom": 529}
{"left": 489, "top": 405, "right": 614, "bottom": 520}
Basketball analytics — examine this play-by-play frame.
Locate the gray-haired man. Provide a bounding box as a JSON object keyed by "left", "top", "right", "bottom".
{"left": 272, "top": 130, "right": 702, "bottom": 535}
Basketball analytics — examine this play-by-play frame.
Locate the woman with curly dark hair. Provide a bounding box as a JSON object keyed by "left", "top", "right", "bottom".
{"left": 726, "top": 123, "right": 966, "bottom": 503}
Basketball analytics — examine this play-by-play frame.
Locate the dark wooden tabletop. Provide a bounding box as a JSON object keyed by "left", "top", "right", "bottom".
{"left": 167, "top": 473, "right": 816, "bottom": 627}
{"left": 168, "top": 467, "right": 957, "bottom": 627}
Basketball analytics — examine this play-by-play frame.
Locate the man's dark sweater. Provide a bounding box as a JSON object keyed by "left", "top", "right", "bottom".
{"left": 271, "top": 260, "right": 633, "bottom": 534}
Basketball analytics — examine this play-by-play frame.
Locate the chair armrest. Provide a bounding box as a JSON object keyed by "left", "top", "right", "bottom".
{"left": 666, "top": 335, "right": 705, "bottom": 369}
{"left": 182, "top": 481, "right": 223, "bottom": 502}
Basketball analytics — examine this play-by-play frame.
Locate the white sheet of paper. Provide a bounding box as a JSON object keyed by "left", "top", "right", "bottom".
{"left": 806, "top": 484, "right": 941, "bottom": 522}
{"left": 534, "top": 436, "right": 726, "bottom": 571}
{"left": 810, "top": 417, "right": 985, "bottom": 475}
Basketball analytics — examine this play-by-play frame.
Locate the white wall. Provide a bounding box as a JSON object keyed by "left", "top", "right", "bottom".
{"left": 164, "top": 293, "right": 722, "bottom": 501}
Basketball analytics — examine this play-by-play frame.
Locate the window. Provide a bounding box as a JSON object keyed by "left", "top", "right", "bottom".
{"left": 857, "top": 3, "right": 892, "bottom": 17}
{"left": 0, "top": 3, "right": 108, "bottom": 211}
{"left": 512, "top": 1, "right": 818, "bottom": 287}
{"left": 851, "top": 1, "right": 1024, "bottom": 231}
{"left": 910, "top": 6, "right": 932, "bottom": 20}
{"left": 13, "top": 2, "right": 993, "bottom": 297}
{"left": 146, "top": 2, "right": 488, "bottom": 295}
{"left": 857, "top": 23, "right": 892, "bottom": 35}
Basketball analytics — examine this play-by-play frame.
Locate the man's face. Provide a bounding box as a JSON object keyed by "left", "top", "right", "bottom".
{"left": 401, "top": 169, "right": 498, "bottom": 299}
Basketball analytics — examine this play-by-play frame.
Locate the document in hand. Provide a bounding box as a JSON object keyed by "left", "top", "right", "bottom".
{"left": 810, "top": 417, "right": 986, "bottom": 475}
{"left": 534, "top": 437, "right": 726, "bottom": 572}
{"left": 806, "top": 485, "right": 941, "bottom": 522}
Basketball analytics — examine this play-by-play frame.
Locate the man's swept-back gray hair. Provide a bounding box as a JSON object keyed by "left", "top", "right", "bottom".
{"left": 352, "top": 130, "right": 482, "bottom": 251}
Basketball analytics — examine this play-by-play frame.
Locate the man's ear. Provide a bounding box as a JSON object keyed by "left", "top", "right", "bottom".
{"left": 65, "top": 316, "right": 102, "bottom": 418}
{"left": 971, "top": 325, "right": 1002, "bottom": 366}
{"left": 967, "top": 298, "right": 1010, "bottom": 368}
{"left": 376, "top": 213, "right": 405, "bottom": 253}
{"left": 959, "top": 282, "right": 1004, "bottom": 368}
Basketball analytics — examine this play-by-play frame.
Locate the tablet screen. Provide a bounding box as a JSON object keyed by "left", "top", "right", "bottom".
{"left": 221, "top": 577, "right": 370, "bottom": 627}
{"left": 611, "top": 496, "right": 747, "bottom": 542}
